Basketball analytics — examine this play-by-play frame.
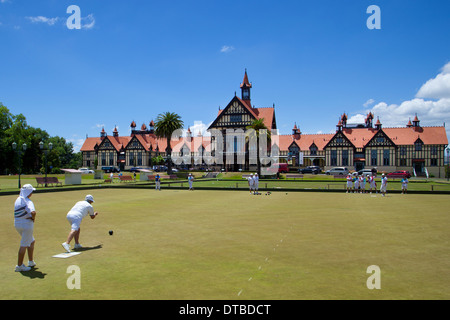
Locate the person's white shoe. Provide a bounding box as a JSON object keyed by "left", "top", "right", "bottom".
{"left": 74, "top": 244, "right": 83, "bottom": 250}
{"left": 28, "top": 261, "right": 36, "bottom": 268}
{"left": 61, "top": 242, "right": 71, "bottom": 253}
{"left": 15, "top": 264, "right": 31, "bottom": 272}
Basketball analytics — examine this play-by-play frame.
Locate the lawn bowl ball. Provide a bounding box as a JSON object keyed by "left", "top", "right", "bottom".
{"left": 109, "top": 230, "right": 113, "bottom": 236}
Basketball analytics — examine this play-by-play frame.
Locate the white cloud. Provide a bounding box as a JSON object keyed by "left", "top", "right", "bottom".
{"left": 68, "top": 138, "right": 85, "bottom": 153}
{"left": 347, "top": 113, "right": 367, "bottom": 124}
{"left": 348, "top": 62, "right": 450, "bottom": 140}
{"left": 363, "top": 99, "right": 375, "bottom": 107}
{"left": 416, "top": 62, "right": 450, "bottom": 99}
{"left": 220, "top": 45, "right": 235, "bottom": 53}
{"left": 188, "top": 121, "right": 212, "bottom": 137}
{"left": 26, "top": 16, "right": 59, "bottom": 26}
{"left": 25, "top": 13, "right": 95, "bottom": 30}
{"left": 81, "top": 14, "right": 95, "bottom": 30}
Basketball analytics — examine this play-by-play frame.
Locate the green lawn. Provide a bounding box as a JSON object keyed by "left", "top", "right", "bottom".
{"left": 1, "top": 188, "right": 450, "bottom": 299}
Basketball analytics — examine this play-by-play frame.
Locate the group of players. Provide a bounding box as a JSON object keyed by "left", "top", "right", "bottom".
{"left": 346, "top": 172, "right": 409, "bottom": 196}
{"left": 13, "top": 184, "right": 99, "bottom": 272}
{"left": 246, "top": 173, "right": 260, "bottom": 195}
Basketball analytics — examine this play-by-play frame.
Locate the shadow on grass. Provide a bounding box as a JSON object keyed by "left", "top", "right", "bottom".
{"left": 74, "top": 244, "right": 103, "bottom": 252}
{"left": 20, "top": 268, "right": 47, "bottom": 279}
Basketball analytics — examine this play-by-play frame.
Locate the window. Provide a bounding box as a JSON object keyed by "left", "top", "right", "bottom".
{"left": 342, "top": 150, "right": 348, "bottom": 166}
{"left": 430, "top": 146, "right": 438, "bottom": 156}
{"left": 137, "top": 152, "right": 142, "bottom": 166}
{"left": 383, "top": 150, "right": 390, "bottom": 166}
{"left": 371, "top": 150, "right": 377, "bottom": 166}
{"left": 335, "top": 137, "right": 343, "bottom": 144}
{"left": 400, "top": 147, "right": 407, "bottom": 156}
{"left": 331, "top": 150, "right": 337, "bottom": 166}
{"left": 430, "top": 158, "right": 438, "bottom": 166}
{"left": 415, "top": 141, "right": 423, "bottom": 151}
{"left": 400, "top": 159, "right": 407, "bottom": 166}
{"left": 310, "top": 145, "right": 317, "bottom": 156}
{"left": 102, "top": 153, "right": 106, "bottom": 166}
{"left": 230, "top": 115, "right": 242, "bottom": 123}
{"left": 109, "top": 152, "right": 114, "bottom": 166}
{"left": 376, "top": 137, "right": 385, "bottom": 143}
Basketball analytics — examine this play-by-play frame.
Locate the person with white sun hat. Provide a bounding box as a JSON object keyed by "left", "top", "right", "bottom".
{"left": 14, "top": 184, "right": 37, "bottom": 272}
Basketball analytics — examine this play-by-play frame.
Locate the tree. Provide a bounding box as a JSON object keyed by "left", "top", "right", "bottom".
{"left": 0, "top": 104, "right": 14, "bottom": 174}
{"left": 154, "top": 112, "right": 184, "bottom": 174}
{"left": 246, "top": 118, "right": 271, "bottom": 176}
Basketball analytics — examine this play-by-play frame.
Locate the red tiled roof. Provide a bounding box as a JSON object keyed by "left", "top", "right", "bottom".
{"left": 80, "top": 137, "right": 101, "bottom": 151}
{"left": 383, "top": 126, "right": 448, "bottom": 145}
{"left": 276, "top": 133, "right": 334, "bottom": 151}
{"left": 342, "top": 128, "right": 378, "bottom": 148}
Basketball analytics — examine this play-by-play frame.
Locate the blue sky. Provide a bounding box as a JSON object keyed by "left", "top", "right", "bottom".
{"left": 1, "top": 0, "right": 450, "bottom": 152}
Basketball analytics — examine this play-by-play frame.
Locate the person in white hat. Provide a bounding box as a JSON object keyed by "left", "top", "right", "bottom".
{"left": 253, "top": 173, "right": 259, "bottom": 195}
{"left": 62, "top": 195, "right": 98, "bottom": 253}
{"left": 188, "top": 173, "right": 194, "bottom": 190}
{"left": 14, "top": 184, "right": 37, "bottom": 272}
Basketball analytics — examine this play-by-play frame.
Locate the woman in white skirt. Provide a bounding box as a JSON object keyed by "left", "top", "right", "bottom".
{"left": 14, "top": 184, "right": 37, "bottom": 272}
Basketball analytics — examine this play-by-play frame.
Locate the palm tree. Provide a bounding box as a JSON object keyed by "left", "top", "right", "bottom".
{"left": 154, "top": 112, "right": 184, "bottom": 174}
{"left": 246, "top": 118, "right": 271, "bottom": 176}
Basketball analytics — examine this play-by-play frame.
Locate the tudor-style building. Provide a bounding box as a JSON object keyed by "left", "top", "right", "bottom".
{"left": 80, "top": 71, "right": 448, "bottom": 177}
{"left": 207, "top": 70, "right": 277, "bottom": 171}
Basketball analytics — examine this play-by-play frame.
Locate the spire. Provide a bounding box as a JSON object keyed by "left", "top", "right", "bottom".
{"left": 413, "top": 113, "right": 420, "bottom": 127}
{"left": 240, "top": 69, "right": 252, "bottom": 89}
{"left": 375, "top": 117, "right": 382, "bottom": 130}
{"left": 240, "top": 69, "right": 252, "bottom": 107}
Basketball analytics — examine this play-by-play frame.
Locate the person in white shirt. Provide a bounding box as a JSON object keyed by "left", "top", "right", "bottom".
{"left": 62, "top": 195, "right": 98, "bottom": 253}
{"left": 401, "top": 177, "right": 409, "bottom": 194}
{"left": 253, "top": 173, "right": 259, "bottom": 195}
{"left": 346, "top": 174, "right": 353, "bottom": 193}
{"left": 14, "top": 184, "right": 37, "bottom": 272}
{"left": 380, "top": 174, "right": 388, "bottom": 196}
{"left": 247, "top": 173, "right": 254, "bottom": 194}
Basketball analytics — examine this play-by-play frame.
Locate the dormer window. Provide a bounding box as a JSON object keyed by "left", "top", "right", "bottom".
{"left": 415, "top": 140, "right": 423, "bottom": 151}
{"left": 310, "top": 145, "right": 318, "bottom": 155}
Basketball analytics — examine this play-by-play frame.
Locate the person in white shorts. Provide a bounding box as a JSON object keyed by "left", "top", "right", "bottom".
{"left": 14, "top": 184, "right": 37, "bottom": 272}
{"left": 247, "top": 173, "right": 254, "bottom": 194}
{"left": 346, "top": 174, "right": 352, "bottom": 193}
{"left": 253, "top": 173, "right": 259, "bottom": 194}
{"left": 401, "top": 177, "right": 409, "bottom": 194}
{"left": 62, "top": 195, "right": 98, "bottom": 253}
{"left": 380, "top": 174, "right": 388, "bottom": 196}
